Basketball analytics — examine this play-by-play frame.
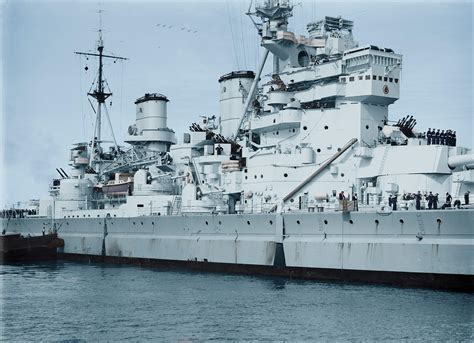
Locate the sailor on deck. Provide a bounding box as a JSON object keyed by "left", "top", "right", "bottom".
{"left": 426, "top": 191, "right": 434, "bottom": 209}
{"left": 415, "top": 191, "right": 422, "bottom": 210}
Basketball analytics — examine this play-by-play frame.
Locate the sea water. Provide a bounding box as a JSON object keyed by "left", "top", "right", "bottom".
{"left": 1, "top": 262, "right": 472, "bottom": 341}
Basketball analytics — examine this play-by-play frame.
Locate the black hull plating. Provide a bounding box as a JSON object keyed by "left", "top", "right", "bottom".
{"left": 59, "top": 253, "right": 474, "bottom": 293}
{"left": 0, "top": 233, "right": 63, "bottom": 263}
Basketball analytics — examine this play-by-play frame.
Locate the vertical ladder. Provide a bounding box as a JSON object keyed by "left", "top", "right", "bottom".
{"left": 378, "top": 145, "right": 390, "bottom": 176}
{"left": 171, "top": 196, "right": 182, "bottom": 215}
{"left": 416, "top": 213, "right": 425, "bottom": 236}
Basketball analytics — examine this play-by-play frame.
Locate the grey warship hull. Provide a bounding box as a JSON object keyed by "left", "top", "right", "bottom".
{"left": 3, "top": 1, "right": 473, "bottom": 292}
{"left": 4, "top": 209, "right": 473, "bottom": 291}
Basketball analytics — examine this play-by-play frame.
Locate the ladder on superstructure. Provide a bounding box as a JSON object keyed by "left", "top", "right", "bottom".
{"left": 171, "top": 196, "right": 182, "bottom": 215}
{"left": 378, "top": 145, "right": 390, "bottom": 176}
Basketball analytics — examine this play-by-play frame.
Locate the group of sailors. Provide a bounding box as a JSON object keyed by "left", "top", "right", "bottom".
{"left": 0, "top": 209, "right": 37, "bottom": 219}
{"left": 338, "top": 191, "right": 359, "bottom": 211}
{"left": 426, "top": 129, "right": 456, "bottom": 146}
{"left": 400, "top": 191, "right": 470, "bottom": 210}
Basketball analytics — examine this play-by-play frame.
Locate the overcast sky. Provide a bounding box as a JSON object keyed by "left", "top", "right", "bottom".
{"left": 1, "top": 0, "right": 472, "bottom": 206}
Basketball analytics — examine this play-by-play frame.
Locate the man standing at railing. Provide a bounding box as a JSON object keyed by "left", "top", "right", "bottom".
{"left": 391, "top": 194, "right": 398, "bottom": 211}
{"left": 338, "top": 191, "right": 345, "bottom": 201}
{"left": 414, "top": 191, "right": 422, "bottom": 210}
{"left": 353, "top": 193, "right": 358, "bottom": 211}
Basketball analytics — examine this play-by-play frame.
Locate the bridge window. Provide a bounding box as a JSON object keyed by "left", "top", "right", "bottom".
{"left": 358, "top": 76, "right": 363, "bottom": 80}
{"left": 372, "top": 75, "right": 377, "bottom": 80}
{"left": 378, "top": 76, "right": 382, "bottom": 81}
{"left": 395, "top": 79, "right": 399, "bottom": 83}
{"left": 341, "top": 77, "right": 346, "bottom": 82}
{"left": 349, "top": 76, "right": 355, "bottom": 82}
{"left": 365, "top": 75, "right": 370, "bottom": 80}
{"left": 384, "top": 77, "right": 388, "bottom": 81}
{"left": 389, "top": 78, "right": 393, "bottom": 82}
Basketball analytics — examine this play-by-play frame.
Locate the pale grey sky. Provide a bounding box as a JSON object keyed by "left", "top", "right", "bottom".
{"left": 1, "top": 0, "right": 473, "bottom": 206}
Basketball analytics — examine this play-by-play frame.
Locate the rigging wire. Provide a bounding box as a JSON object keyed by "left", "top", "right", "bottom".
{"left": 103, "top": 104, "right": 119, "bottom": 152}
{"left": 119, "top": 59, "right": 124, "bottom": 144}
{"left": 226, "top": 0, "right": 241, "bottom": 70}
{"left": 239, "top": 1, "right": 248, "bottom": 70}
{"left": 78, "top": 55, "right": 86, "bottom": 138}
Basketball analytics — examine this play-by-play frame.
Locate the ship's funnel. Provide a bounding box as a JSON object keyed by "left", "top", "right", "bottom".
{"left": 218, "top": 71, "right": 255, "bottom": 138}
{"left": 125, "top": 93, "right": 176, "bottom": 151}
{"left": 135, "top": 93, "right": 169, "bottom": 132}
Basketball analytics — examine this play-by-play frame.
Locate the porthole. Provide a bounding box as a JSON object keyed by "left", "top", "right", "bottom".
{"left": 205, "top": 221, "right": 208, "bottom": 225}
{"left": 254, "top": 175, "right": 257, "bottom": 179}
{"left": 269, "top": 220, "right": 273, "bottom": 225}
{"left": 284, "top": 173, "right": 288, "bottom": 177}
{"left": 244, "top": 169, "right": 248, "bottom": 173}
{"left": 341, "top": 173, "right": 345, "bottom": 177}
{"left": 151, "top": 222, "right": 154, "bottom": 225}
{"left": 399, "top": 219, "right": 404, "bottom": 224}
{"left": 260, "top": 174, "right": 263, "bottom": 178}
{"left": 247, "top": 221, "right": 251, "bottom": 225}
{"left": 365, "top": 125, "right": 369, "bottom": 129}
{"left": 141, "top": 222, "right": 144, "bottom": 225}
{"left": 290, "top": 198, "right": 294, "bottom": 203}
{"left": 219, "top": 221, "right": 222, "bottom": 225}
{"left": 276, "top": 131, "right": 279, "bottom": 135}
{"left": 245, "top": 176, "right": 248, "bottom": 180}
{"left": 303, "top": 126, "right": 308, "bottom": 130}
{"left": 158, "top": 213, "right": 161, "bottom": 216}
{"left": 375, "top": 219, "right": 379, "bottom": 224}
{"left": 337, "top": 148, "right": 341, "bottom": 152}
{"left": 437, "top": 218, "right": 442, "bottom": 224}
{"left": 324, "top": 220, "right": 328, "bottom": 225}
{"left": 297, "top": 220, "right": 301, "bottom": 225}
{"left": 273, "top": 119, "right": 276, "bottom": 123}
{"left": 133, "top": 222, "right": 136, "bottom": 225}
{"left": 324, "top": 125, "right": 328, "bottom": 130}
{"left": 317, "top": 148, "right": 321, "bottom": 153}
{"left": 349, "top": 220, "right": 354, "bottom": 224}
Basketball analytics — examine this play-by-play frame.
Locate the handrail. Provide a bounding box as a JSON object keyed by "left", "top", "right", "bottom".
{"left": 269, "top": 138, "right": 358, "bottom": 212}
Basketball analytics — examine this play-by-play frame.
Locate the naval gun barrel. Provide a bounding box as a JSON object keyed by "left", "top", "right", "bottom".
{"left": 448, "top": 154, "right": 474, "bottom": 169}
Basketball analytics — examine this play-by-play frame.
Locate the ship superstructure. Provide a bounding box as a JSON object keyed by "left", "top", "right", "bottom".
{"left": 2, "top": 1, "right": 473, "bottom": 291}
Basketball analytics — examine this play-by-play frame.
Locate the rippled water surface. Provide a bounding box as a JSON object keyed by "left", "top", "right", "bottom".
{"left": 1, "top": 262, "right": 473, "bottom": 341}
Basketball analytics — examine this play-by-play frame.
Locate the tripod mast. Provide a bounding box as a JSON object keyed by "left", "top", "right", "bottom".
{"left": 74, "top": 30, "right": 127, "bottom": 174}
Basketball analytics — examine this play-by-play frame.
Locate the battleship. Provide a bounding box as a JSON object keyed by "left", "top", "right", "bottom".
{"left": 2, "top": 1, "right": 473, "bottom": 291}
